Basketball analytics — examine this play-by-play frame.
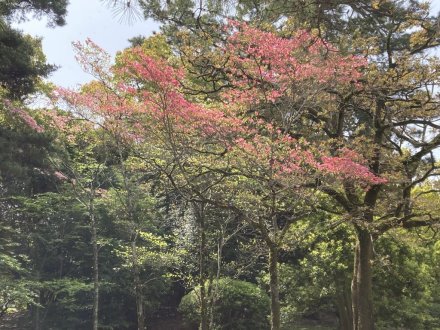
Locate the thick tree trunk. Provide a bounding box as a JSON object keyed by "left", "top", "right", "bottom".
{"left": 352, "top": 229, "right": 374, "bottom": 330}
{"left": 269, "top": 246, "right": 281, "bottom": 330}
{"left": 336, "top": 280, "right": 353, "bottom": 330}
{"left": 91, "top": 213, "right": 99, "bottom": 330}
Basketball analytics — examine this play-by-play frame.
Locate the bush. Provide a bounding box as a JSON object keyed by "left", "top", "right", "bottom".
{"left": 179, "top": 278, "right": 270, "bottom": 330}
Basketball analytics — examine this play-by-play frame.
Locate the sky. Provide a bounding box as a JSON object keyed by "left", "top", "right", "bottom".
{"left": 13, "top": 0, "right": 159, "bottom": 88}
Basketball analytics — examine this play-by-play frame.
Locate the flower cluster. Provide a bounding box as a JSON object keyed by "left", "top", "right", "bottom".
{"left": 222, "top": 21, "right": 367, "bottom": 106}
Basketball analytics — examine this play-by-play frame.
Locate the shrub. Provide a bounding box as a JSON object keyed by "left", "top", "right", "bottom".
{"left": 179, "top": 278, "right": 270, "bottom": 330}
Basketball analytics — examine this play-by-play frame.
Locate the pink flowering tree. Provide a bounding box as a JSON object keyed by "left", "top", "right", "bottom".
{"left": 55, "top": 25, "right": 384, "bottom": 330}
{"left": 57, "top": 40, "right": 244, "bottom": 330}
{"left": 219, "top": 24, "right": 390, "bottom": 330}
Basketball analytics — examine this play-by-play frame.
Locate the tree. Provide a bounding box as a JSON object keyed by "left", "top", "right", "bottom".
{"left": 49, "top": 115, "right": 112, "bottom": 330}
{"left": 59, "top": 37, "right": 245, "bottom": 330}
{"left": 104, "top": 152, "right": 174, "bottom": 330}
{"left": 56, "top": 24, "right": 385, "bottom": 329}
{"left": 0, "top": 27, "right": 55, "bottom": 100}
{"left": 0, "top": 96, "right": 61, "bottom": 328}
{"left": 191, "top": 22, "right": 383, "bottom": 330}
{"left": 2, "top": 191, "right": 94, "bottom": 329}
{"left": 279, "top": 218, "right": 355, "bottom": 329}
{"left": 0, "top": 0, "right": 68, "bottom": 100}
{"left": 251, "top": 3, "right": 440, "bottom": 329}
{"left": 0, "top": 0, "right": 68, "bottom": 26}
{"left": 373, "top": 228, "right": 440, "bottom": 329}
{"left": 137, "top": 2, "right": 440, "bottom": 329}
{"left": 179, "top": 278, "right": 270, "bottom": 330}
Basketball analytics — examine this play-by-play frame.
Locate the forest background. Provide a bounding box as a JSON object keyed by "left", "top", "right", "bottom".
{"left": 1, "top": 1, "right": 440, "bottom": 330}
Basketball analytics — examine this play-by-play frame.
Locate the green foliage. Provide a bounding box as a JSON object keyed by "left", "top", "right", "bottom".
{"left": 2, "top": 1, "right": 440, "bottom": 329}
{"left": 373, "top": 231, "right": 440, "bottom": 329}
{"left": 0, "top": 278, "right": 37, "bottom": 317}
{"left": 276, "top": 220, "right": 354, "bottom": 328}
{"left": 0, "top": 0, "right": 68, "bottom": 26}
{"left": 126, "top": 33, "right": 172, "bottom": 59}
{"left": 0, "top": 20, "right": 57, "bottom": 100}
{"left": 0, "top": 0, "right": 67, "bottom": 99}
{"left": 278, "top": 223, "right": 440, "bottom": 329}
{"left": 179, "top": 278, "right": 270, "bottom": 330}
{"left": 0, "top": 103, "right": 56, "bottom": 195}
{"left": 0, "top": 24, "right": 55, "bottom": 99}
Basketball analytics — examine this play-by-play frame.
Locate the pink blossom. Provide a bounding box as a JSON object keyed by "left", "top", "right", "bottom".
{"left": 5, "top": 100, "right": 44, "bottom": 133}
{"left": 221, "top": 21, "right": 366, "bottom": 107}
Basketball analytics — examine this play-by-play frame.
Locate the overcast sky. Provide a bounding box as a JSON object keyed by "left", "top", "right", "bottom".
{"left": 13, "top": 0, "right": 158, "bottom": 88}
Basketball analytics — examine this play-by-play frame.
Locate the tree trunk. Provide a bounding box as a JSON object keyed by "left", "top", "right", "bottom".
{"left": 135, "top": 275, "right": 145, "bottom": 330}
{"left": 197, "top": 203, "right": 209, "bottom": 330}
{"left": 208, "top": 235, "right": 223, "bottom": 329}
{"left": 132, "top": 240, "right": 145, "bottom": 330}
{"left": 32, "top": 291, "right": 41, "bottom": 330}
{"left": 269, "top": 246, "right": 281, "bottom": 330}
{"left": 91, "top": 212, "right": 99, "bottom": 330}
{"left": 352, "top": 229, "right": 374, "bottom": 330}
{"left": 336, "top": 280, "right": 353, "bottom": 330}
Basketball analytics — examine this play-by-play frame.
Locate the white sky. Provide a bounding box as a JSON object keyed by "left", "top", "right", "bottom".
{"left": 13, "top": 0, "right": 159, "bottom": 88}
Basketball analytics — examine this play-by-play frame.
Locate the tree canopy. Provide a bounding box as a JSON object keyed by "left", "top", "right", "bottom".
{"left": 1, "top": 1, "right": 439, "bottom": 330}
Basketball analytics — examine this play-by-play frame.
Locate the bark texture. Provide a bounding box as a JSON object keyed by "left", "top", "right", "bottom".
{"left": 91, "top": 211, "right": 99, "bottom": 330}
{"left": 132, "top": 240, "right": 145, "bottom": 330}
{"left": 269, "top": 247, "right": 281, "bottom": 330}
{"left": 336, "top": 281, "right": 353, "bottom": 330}
{"left": 352, "top": 229, "right": 374, "bottom": 330}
